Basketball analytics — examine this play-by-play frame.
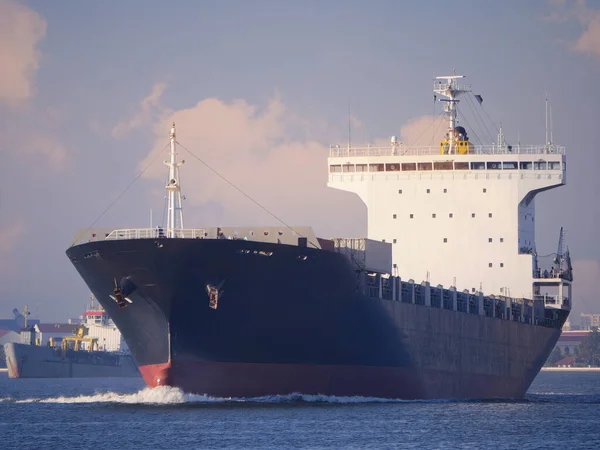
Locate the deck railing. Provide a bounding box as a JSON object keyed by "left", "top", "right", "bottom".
{"left": 329, "top": 144, "right": 566, "bottom": 158}
{"left": 104, "top": 228, "right": 207, "bottom": 240}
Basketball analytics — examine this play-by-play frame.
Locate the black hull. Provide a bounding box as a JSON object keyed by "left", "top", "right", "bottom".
{"left": 66, "top": 238, "right": 566, "bottom": 399}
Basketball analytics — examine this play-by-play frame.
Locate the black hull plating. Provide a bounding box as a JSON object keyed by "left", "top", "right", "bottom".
{"left": 66, "top": 238, "right": 566, "bottom": 399}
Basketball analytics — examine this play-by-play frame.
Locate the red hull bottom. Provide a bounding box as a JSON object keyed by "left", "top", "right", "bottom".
{"left": 138, "top": 361, "right": 527, "bottom": 399}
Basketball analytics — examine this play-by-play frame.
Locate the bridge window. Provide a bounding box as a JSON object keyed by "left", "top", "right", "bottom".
{"left": 398, "top": 189, "right": 403, "bottom": 194}
{"left": 520, "top": 162, "right": 533, "bottom": 170}
{"left": 386, "top": 163, "right": 400, "bottom": 171}
{"left": 483, "top": 188, "right": 487, "bottom": 193}
{"left": 534, "top": 160, "right": 547, "bottom": 170}
{"left": 449, "top": 213, "right": 453, "bottom": 218}
{"left": 434, "top": 161, "right": 453, "bottom": 170}
{"left": 489, "top": 263, "right": 493, "bottom": 268}
{"left": 356, "top": 164, "right": 367, "bottom": 172}
{"left": 487, "top": 162, "right": 501, "bottom": 170}
{"left": 503, "top": 161, "right": 518, "bottom": 170}
{"left": 489, "top": 213, "right": 493, "bottom": 218}
{"left": 410, "top": 214, "right": 414, "bottom": 219}
{"left": 402, "top": 163, "right": 416, "bottom": 171}
{"left": 443, "top": 188, "right": 447, "bottom": 193}
{"left": 369, "top": 163, "right": 384, "bottom": 172}
{"left": 426, "top": 189, "right": 430, "bottom": 193}
{"left": 393, "top": 239, "right": 397, "bottom": 244}
{"left": 472, "top": 213, "right": 476, "bottom": 218}
{"left": 548, "top": 161, "right": 561, "bottom": 170}
{"left": 432, "top": 213, "right": 436, "bottom": 218}
{"left": 454, "top": 162, "right": 469, "bottom": 170}
{"left": 500, "top": 263, "right": 504, "bottom": 268}
{"left": 342, "top": 164, "right": 355, "bottom": 172}
{"left": 329, "top": 165, "right": 342, "bottom": 173}
{"left": 489, "top": 238, "right": 492, "bottom": 242}
{"left": 443, "top": 238, "right": 447, "bottom": 243}
{"left": 393, "top": 214, "right": 397, "bottom": 219}
{"left": 418, "top": 162, "right": 433, "bottom": 171}
{"left": 471, "top": 162, "right": 485, "bottom": 170}
{"left": 500, "top": 238, "right": 504, "bottom": 242}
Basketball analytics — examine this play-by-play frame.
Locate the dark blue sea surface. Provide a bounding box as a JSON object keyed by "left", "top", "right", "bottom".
{"left": 1, "top": 371, "right": 599, "bottom": 449}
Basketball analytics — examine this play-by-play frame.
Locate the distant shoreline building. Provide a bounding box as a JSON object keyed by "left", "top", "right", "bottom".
{"left": 581, "top": 313, "right": 600, "bottom": 330}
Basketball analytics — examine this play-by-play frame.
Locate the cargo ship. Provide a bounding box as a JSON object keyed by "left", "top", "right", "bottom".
{"left": 4, "top": 305, "right": 139, "bottom": 379}
{"left": 66, "top": 75, "right": 572, "bottom": 399}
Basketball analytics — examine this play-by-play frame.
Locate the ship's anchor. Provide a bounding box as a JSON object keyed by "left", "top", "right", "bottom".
{"left": 110, "top": 277, "right": 135, "bottom": 309}
{"left": 206, "top": 280, "right": 225, "bottom": 309}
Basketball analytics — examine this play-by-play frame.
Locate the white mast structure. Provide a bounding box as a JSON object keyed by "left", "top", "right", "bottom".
{"left": 434, "top": 75, "right": 471, "bottom": 154}
{"left": 164, "top": 122, "right": 185, "bottom": 238}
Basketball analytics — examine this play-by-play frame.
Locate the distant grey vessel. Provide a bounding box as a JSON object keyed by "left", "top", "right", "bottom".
{"left": 4, "top": 305, "right": 139, "bottom": 379}
{"left": 4, "top": 342, "right": 139, "bottom": 378}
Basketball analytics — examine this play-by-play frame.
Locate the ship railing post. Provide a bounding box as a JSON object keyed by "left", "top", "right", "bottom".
{"left": 520, "top": 299, "right": 525, "bottom": 323}
{"left": 424, "top": 282, "right": 431, "bottom": 307}
{"left": 478, "top": 292, "right": 484, "bottom": 316}
{"left": 558, "top": 282, "right": 564, "bottom": 308}
{"left": 451, "top": 286, "right": 457, "bottom": 311}
{"left": 358, "top": 270, "right": 367, "bottom": 296}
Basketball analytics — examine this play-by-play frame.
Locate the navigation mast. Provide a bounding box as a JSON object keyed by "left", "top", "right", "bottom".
{"left": 433, "top": 75, "right": 471, "bottom": 154}
{"left": 164, "top": 122, "right": 185, "bottom": 238}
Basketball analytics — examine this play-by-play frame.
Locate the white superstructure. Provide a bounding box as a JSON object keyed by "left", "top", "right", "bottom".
{"left": 79, "top": 297, "right": 128, "bottom": 352}
{"left": 328, "top": 75, "right": 572, "bottom": 309}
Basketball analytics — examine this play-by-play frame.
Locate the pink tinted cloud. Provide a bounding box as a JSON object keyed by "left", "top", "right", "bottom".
{"left": 545, "top": 0, "right": 600, "bottom": 59}
{"left": 138, "top": 95, "right": 366, "bottom": 237}
{"left": 575, "top": 14, "right": 600, "bottom": 57}
{"left": 21, "top": 136, "right": 69, "bottom": 171}
{"left": 111, "top": 82, "right": 168, "bottom": 138}
{"left": 0, "top": 0, "right": 46, "bottom": 104}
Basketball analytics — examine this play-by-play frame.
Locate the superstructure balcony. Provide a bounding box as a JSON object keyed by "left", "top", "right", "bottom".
{"left": 329, "top": 143, "right": 565, "bottom": 158}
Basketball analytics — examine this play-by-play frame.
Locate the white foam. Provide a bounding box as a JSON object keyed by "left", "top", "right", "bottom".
{"left": 13, "top": 387, "right": 407, "bottom": 405}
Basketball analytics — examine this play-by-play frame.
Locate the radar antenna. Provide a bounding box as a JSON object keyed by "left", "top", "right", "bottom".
{"left": 164, "top": 122, "right": 185, "bottom": 238}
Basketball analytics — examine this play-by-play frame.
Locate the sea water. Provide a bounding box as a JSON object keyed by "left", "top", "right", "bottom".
{"left": 0, "top": 371, "right": 599, "bottom": 449}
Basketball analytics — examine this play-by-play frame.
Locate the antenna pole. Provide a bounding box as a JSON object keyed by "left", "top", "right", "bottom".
{"left": 545, "top": 88, "right": 548, "bottom": 146}
{"left": 347, "top": 102, "right": 352, "bottom": 151}
{"left": 550, "top": 103, "right": 553, "bottom": 145}
{"left": 164, "top": 122, "right": 185, "bottom": 238}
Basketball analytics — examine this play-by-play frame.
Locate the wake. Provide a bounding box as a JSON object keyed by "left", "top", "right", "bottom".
{"left": 7, "top": 386, "right": 409, "bottom": 405}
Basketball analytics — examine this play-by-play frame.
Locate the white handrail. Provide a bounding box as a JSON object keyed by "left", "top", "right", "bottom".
{"left": 328, "top": 144, "right": 566, "bottom": 158}
{"left": 105, "top": 228, "right": 206, "bottom": 240}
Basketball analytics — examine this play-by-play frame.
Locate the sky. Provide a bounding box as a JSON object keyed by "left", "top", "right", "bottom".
{"left": 0, "top": 0, "right": 599, "bottom": 323}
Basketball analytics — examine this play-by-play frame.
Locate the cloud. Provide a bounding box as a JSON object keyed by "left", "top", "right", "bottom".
{"left": 545, "top": 0, "right": 600, "bottom": 59}
{"left": 21, "top": 136, "right": 69, "bottom": 170}
{"left": 111, "top": 82, "right": 167, "bottom": 138}
{"left": 398, "top": 115, "right": 447, "bottom": 146}
{"left": 0, "top": 0, "right": 46, "bottom": 104}
{"left": 0, "top": 220, "right": 27, "bottom": 278}
{"left": 574, "top": 14, "right": 600, "bottom": 57}
{"left": 138, "top": 95, "right": 366, "bottom": 237}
